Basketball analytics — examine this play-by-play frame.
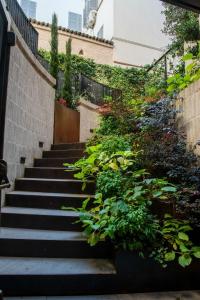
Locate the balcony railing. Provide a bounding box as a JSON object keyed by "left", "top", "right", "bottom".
{"left": 5, "top": 0, "right": 38, "bottom": 55}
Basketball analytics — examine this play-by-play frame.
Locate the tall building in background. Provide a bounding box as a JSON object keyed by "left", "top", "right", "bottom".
{"left": 68, "top": 12, "right": 82, "bottom": 32}
{"left": 83, "top": 0, "right": 98, "bottom": 28}
{"left": 20, "top": 0, "right": 37, "bottom": 19}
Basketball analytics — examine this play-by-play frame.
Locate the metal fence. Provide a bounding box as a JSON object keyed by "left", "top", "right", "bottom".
{"left": 5, "top": 0, "right": 38, "bottom": 55}
{"left": 38, "top": 54, "right": 122, "bottom": 105}
{"left": 78, "top": 74, "right": 122, "bottom": 106}
{"left": 57, "top": 72, "right": 122, "bottom": 106}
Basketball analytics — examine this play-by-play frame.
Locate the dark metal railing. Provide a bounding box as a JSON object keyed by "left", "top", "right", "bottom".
{"left": 78, "top": 74, "right": 122, "bottom": 106}
{"left": 38, "top": 54, "right": 122, "bottom": 105}
{"left": 147, "top": 48, "right": 173, "bottom": 82}
{"left": 5, "top": 0, "right": 38, "bottom": 55}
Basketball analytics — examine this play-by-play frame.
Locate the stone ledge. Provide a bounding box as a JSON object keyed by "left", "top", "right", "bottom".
{"left": 79, "top": 98, "right": 100, "bottom": 112}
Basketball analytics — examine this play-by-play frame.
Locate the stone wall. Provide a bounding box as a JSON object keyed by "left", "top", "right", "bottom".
{"left": 177, "top": 80, "right": 200, "bottom": 156}
{"left": 79, "top": 99, "right": 100, "bottom": 142}
{"left": 3, "top": 20, "right": 56, "bottom": 193}
{"left": 31, "top": 21, "right": 113, "bottom": 66}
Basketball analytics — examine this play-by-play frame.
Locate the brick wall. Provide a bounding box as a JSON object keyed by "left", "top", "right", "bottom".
{"left": 3, "top": 21, "right": 56, "bottom": 194}
{"left": 32, "top": 22, "right": 113, "bottom": 66}
{"left": 177, "top": 80, "right": 200, "bottom": 156}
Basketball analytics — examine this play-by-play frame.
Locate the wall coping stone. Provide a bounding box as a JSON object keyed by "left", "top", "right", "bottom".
{"left": 180, "top": 78, "right": 200, "bottom": 98}
{"left": 79, "top": 98, "right": 100, "bottom": 112}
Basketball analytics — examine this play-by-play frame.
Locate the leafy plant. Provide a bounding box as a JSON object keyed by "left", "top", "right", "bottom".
{"left": 50, "top": 13, "right": 59, "bottom": 80}
{"left": 62, "top": 38, "right": 73, "bottom": 107}
{"left": 167, "top": 46, "right": 200, "bottom": 94}
{"left": 156, "top": 214, "right": 200, "bottom": 268}
{"left": 162, "top": 3, "right": 199, "bottom": 54}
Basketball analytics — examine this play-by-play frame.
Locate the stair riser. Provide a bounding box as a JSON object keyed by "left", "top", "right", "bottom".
{"left": 15, "top": 180, "right": 95, "bottom": 194}
{"left": 34, "top": 158, "right": 81, "bottom": 168}
{"left": 52, "top": 143, "right": 85, "bottom": 150}
{"left": 1, "top": 213, "right": 81, "bottom": 231}
{"left": 25, "top": 168, "right": 76, "bottom": 179}
{"left": 6, "top": 194, "right": 89, "bottom": 209}
{"left": 0, "top": 275, "right": 117, "bottom": 296}
{"left": 43, "top": 150, "right": 85, "bottom": 158}
{"left": 0, "top": 239, "right": 112, "bottom": 259}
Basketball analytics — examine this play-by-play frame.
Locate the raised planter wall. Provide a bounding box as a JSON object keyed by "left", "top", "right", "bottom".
{"left": 79, "top": 99, "right": 100, "bottom": 143}
{"left": 54, "top": 102, "right": 80, "bottom": 144}
{"left": 3, "top": 17, "right": 56, "bottom": 197}
{"left": 177, "top": 79, "right": 200, "bottom": 156}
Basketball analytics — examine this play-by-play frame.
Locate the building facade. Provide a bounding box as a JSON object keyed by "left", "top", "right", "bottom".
{"left": 93, "top": 0, "right": 169, "bottom": 67}
{"left": 83, "top": 0, "right": 98, "bottom": 29}
{"left": 20, "top": 0, "right": 36, "bottom": 19}
{"left": 68, "top": 12, "right": 82, "bottom": 32}
{"left": 31, "top": 20, "right": 113, "bottom": 65}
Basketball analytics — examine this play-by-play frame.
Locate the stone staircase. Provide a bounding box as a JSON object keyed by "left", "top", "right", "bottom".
{"left": 0, "top": 143, "right": 117, "bottom": 296}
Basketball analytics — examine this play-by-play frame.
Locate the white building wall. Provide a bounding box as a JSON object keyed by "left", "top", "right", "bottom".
{"left": 94, "top": 0, "right": 114, "bottom": 41}
{"left": 94, "top": 0, "right": 169, "bottom": 67}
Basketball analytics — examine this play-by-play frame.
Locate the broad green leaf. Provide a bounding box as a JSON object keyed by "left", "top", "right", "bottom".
{"left": 178, "top": 255, "right": 192, "bottom": 268}
{"left": 161, "top": 186, "right": 177, "bottom": 193}
{"left": 165, "top": 251, "right": 176, "bottom": 261}
{"left": 178, "top": 232, "right": 189, "bottom": 241}
{"left": 153, "top": 191, "right": 163, "bottom": 198}
{"left": 193, "top": 251, "right": 200, "bottom": 259}
{"left": 180, "top": 244, "right": 189, "bottom": 253}
{"left": 182, "top": 53, "right": 194, "bottom": 61}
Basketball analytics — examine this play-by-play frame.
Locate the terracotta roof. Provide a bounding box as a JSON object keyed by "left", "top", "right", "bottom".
{"left": 30, "top": 19, "right": 114, "bottom": 46}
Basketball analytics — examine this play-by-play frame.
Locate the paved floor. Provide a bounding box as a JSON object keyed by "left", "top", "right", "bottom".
{"left": 5, "top": 291, "right": 200, "bottom": 300}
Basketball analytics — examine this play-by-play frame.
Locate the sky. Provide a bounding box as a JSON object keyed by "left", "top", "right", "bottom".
{"left": 20, "top": 0, "right": 84, "bottom": 28}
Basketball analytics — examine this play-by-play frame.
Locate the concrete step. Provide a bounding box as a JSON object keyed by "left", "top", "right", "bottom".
{"left": 43, "top": 149, "right": 85, "bottom": 158}
{"left": 1, "top": 207, "right": 82, "bottom": 231}
{"left": 0, "top": 257, "right": 116, "bottom": 296}
{"left": 25, "top": 167, "right": 77, "bottom": 179}
{"left": 51, "top": 143, "right": 85, "bottom": 151}
{"left": 4, "top": 291, "right": 200, "bottom": 300}
{"left": 0, "top": 228, "right": 112, "bottom": 258}
{"left": 15, "top": 178, "right": 95, "bottom": 194}
{"left": 34, "top": 158, "right": 81, "bottom": 168}
{"left": 6, "top": 191, "right": 93, "bottom": 209}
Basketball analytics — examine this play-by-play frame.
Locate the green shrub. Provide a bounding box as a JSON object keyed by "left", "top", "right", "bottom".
{"left": 50, "top": 13, "right": 58, "bottom": 80}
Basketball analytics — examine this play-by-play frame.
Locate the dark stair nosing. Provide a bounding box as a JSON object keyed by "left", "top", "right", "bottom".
{"left": 43, "top": 149, "right": 85, "bottom": 158}
{"left": 1, "top": 207, "right": 81, "bottom": 231}
{"left": 25, "top": 167, "right": 77, "bottom": 179}
{"left": 51, "top": 143, "right": 85, "bottom": 151}
{"left": 0, "top": 228, "right": 112, "bottom": 259}
{"left": 34, "top": 157, "right": 82, "bottom": 167}
{"left": 14, "top": 178, "right": 95, "bottom": 194}
{"left": 6, "top": 191, "right": 94, "bottom": 209}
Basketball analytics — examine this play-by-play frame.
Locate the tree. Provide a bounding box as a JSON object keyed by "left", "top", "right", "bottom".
{"left": 62, "top": 38, "right": 73, "bottom": 107}
{"left": 162, "top": 3, "right": 199, "bottom": 54}
{"left": 50, "top": 13, "right": 59, "bottom": 80}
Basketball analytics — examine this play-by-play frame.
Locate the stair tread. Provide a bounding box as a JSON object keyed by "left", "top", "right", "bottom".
{"left": 0, "top": 257, "right": 115, "bottom": 275}
{"left": 0, "top": 227, "right": 86, "bottom": 241}
{"left": 16, "top": 178, "right": 92, "bottom": 183}
{"left": 1, "top": 207, "right": 79, "bottom": 217}
{"left": 26, "top": 167, "right": 67, "bottom": 170}
{"left": 35, "top": 157, "right": 81, "bottom": 160}
{"left": 8, "top": 191, "right": 94, "bottom": 198}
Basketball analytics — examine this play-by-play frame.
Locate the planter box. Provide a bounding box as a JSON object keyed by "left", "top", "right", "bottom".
{"left": 114, "top": 250, "right": 200, "bottom": 293}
